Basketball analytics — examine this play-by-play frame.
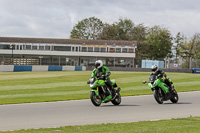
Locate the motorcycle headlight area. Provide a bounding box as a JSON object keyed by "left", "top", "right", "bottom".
{"left": 90, "top": 82, "right": 96, "bottom": 88}
{"left": 153, "top": 81, "right": 157, "bottom": 86}
{"left": 89, "top": 77, "right": 95, "bottom": 84}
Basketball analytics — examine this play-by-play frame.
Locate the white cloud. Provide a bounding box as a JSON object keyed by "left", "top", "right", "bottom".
{"left": 0, "top": 0, "right": 200, "bottom": 38}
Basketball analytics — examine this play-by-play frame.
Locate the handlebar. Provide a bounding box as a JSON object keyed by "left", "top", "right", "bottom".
{"left": 142, "top": 81, "right": 147, "bottom": 84}
{"left": 97, "top": 75, "right": 106, "bottom": 80}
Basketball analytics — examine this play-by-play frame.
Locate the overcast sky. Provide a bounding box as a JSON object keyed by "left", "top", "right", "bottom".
{"left": 0, "top": 0, "right": 200, "bottom": 39}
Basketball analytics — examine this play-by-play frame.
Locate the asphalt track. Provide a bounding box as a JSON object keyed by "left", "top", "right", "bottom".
{"left": 0, "top": 91, "right": 200, "bottom": 131}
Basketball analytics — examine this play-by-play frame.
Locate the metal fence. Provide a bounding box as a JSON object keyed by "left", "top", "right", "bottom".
{"left": 135, "top": 57, "right": 200, "bottom": 69}
{"left": 1, "top": 56, "right": 200, "bottom": 69}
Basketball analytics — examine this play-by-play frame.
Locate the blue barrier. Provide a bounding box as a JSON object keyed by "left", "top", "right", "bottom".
{"left": 14, "top": 65, "right": 32, "bottom": 72}
{"left": 192, "top": 68, "right": 200, "bottom": 73}
{"left": 75, "top": 66, "right": 82, "bottom": 71}
{"left": 48, "top": 66, "right": 62, "bottom": 71}
{"left": 2, "top": 65, "right": 84, "bottom": 72}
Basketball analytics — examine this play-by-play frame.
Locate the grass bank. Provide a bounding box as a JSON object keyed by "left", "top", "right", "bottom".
{"left": 1, "top": 116, "right": 200, "bottom": 133}
{"left": 0, "top": 71, "right": 200, "bottom": 104}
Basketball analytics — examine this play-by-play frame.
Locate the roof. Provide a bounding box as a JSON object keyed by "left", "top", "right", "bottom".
{"left": 0, "top": 37, "right": 137, "bottom": 46}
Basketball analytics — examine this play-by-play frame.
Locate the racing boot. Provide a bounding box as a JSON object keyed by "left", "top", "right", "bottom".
{"left": 105, "top": 79, "right": 117, "bottom": 99}
{"left": 165, "top": 90, "right": 172, "bottom": 99}
{"left": 111, "top": 88, "right": 117, "bottom": 99}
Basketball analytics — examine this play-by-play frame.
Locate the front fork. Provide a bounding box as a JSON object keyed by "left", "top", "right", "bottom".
{"left": 91, "top": 87, "right": 112, "bottom": 103}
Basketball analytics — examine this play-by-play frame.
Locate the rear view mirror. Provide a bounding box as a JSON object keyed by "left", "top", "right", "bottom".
{"left": 143, "top": 81, "right": 147, "bottom": 84}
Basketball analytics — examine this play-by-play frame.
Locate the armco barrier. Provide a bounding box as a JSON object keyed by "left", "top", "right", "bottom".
{"left": 192, "top": 68, "right": 200, "bottom": 73}
{"left": 14, "top": 65, "right": 32, "bottom": 72}
{"left": 48, "top": 66, "right": 62, "bottom": 71}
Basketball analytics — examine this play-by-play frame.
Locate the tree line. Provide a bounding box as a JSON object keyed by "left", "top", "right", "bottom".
{"left": 70, "top": 16, "right": 200, "bottom": 65}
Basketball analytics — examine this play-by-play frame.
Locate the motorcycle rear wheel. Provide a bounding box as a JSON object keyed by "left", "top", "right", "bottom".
{"left": 170, "top": 90, "right": 179, "bottom": 103}
{"left": 111, "top": 93, "right": 121, "bottom": 105}
{"left": 153, "top": 90, "right": 163, "bottom": 104}
{"left": 90, "top": 91, "right": 101, "bottom": 106}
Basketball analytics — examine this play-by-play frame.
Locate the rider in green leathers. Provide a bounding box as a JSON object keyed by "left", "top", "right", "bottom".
{"left": 91, "top": 60, "right": 116, "bottom": 98}
{"left": 151, "top": 65, "right": 173, "bottom": 97}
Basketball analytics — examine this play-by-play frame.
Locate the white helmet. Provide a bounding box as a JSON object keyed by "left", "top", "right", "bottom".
{"left": 95, "top": 60, "right": 103, "bottom": 69}
{"left": 151, "top": 65, "right": 158, "bottom": 72}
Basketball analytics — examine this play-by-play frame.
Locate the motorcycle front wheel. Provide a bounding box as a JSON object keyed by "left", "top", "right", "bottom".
{"left": 90, "top": 91, "right": 101, "bottom": 106}
{"left": 153, "top": 90, "right": 163, "bottom": 104}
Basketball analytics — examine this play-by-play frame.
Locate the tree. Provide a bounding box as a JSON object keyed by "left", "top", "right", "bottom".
{"left": 179, "top": 33, "right": 200, "bottom": 68}
{"left": 174, "top": 32, "right": 184, "bottom": 61}
{"left": 70, "top": 17, "right": 104, "bottom": 40}
{"left": 144, "top": 26, "right": 173, "bottom": 59}
{"left": 129, "top": 23, "right": 148, "bottom": 66}
{"left": 116, "top": 18, "right": 134, "bottom": 40}
{"left": 98, "top": 23, "right": 120, "bottom": 40}
{"left": 130, "top": 23, "right": 148, "bottom": 56}
{"left": 98, "top": 18, "right": 134, "bottom": 40}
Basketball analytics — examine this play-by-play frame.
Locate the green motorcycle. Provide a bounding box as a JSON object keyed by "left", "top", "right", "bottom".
{"left": 143, "top": 74, "right": 178, "bottom": 104}
{"left": 87, "top": 75, "right": 121, "bottom": 106}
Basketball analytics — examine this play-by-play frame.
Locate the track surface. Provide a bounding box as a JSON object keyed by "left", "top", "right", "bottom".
{"left": 0, "top": 91, "right": 200, "bottom": 131}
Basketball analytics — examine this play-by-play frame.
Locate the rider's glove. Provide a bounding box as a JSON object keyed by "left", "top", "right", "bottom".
{"left": 106, "top": 72, "right": 111, "bottom": 77}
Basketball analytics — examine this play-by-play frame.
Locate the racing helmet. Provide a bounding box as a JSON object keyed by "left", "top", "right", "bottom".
{"left": 151, "top": 65, "right": 158, "bottom": 72}
{"left": 95, "top": 60, "right": 103, "bottom": 69}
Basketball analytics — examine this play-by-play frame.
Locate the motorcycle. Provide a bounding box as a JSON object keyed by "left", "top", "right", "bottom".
{"left": 143, "top": 74, "right": 178, "bottom": 104}
{"left": 87, "top": 75, "right": 121, "bottom": 106}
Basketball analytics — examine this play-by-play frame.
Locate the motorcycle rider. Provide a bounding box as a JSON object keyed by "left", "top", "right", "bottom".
{"left": 151, "top": 65, "right": 173, "bottom": 97}
{"left": 90, "top": 60, "right": 117, "bottom": 99}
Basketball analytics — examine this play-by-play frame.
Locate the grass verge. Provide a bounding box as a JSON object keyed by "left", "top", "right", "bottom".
{"left": 0, "top": 71, "right": 200, "bottom": 104}
{"left": 1, "top": 116, "right": 200, "bottom": 133}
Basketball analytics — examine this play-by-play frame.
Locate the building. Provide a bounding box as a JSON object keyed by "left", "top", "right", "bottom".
{"left": 0, "top": 37, "right": 137, "bottom": 67}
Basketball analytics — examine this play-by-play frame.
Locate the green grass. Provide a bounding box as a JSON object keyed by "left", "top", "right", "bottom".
{"left": 1, "top": 116, "right": 200, "bottom": 133}
{"left": 0, "top": 71, "right": 200, "bottom": 104}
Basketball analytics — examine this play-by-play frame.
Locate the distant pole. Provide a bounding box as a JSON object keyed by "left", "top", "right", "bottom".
{"left": 114, "top": 57, "right": 115, "bottom": 68}
{"left": 10, "top": 44, "right": 14, "bottom": 65}
{"left": 190, "top": 57, "right": 192, "bottom": 69}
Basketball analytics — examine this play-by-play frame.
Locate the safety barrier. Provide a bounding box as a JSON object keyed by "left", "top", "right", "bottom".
{"left": 0, "top": 65, "right": 14, "bottom": 72}
{"left": 14, "top": 65, "right": 32, "bottom": 72}
{"left": 0, "top": 65, "right": 86, "bottom": 72}
{"left": 48, "top": 66, "right": 62, "bottom": 71}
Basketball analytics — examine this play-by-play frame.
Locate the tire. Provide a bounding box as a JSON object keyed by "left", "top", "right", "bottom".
{"left": 170, "top": 90, "right": 179, "bottom": 103}
{"left": 90, "top": 91, "right": 101, "bottom": 106}
{"left": 153, "top": 90, "right": 163, "bottom": 104}
{"left": 111, "top": 93, "right": 121, "bottom": 105}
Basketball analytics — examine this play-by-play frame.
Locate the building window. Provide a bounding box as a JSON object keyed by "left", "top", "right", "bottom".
{"left": 0, "top": 44, "right": 12, "bottom": 49}
{"left": 81, "top": 47, "right": 87, "bottom": 52}
{"left": 109, "top": 48, "right": 115, "bottom": 52}
{"left": 100, "top": 47, "right": 106, "bottom": 52}
{"left": 39, "top": 46, "right": 44, "bottom": 50}
{"left": 32, "top": 46, "right": 37, "bottom": 50}
{"left": 45, "top": 46, "right": 50, "bottom": 50}
{"left": 26, "top": 45, "right": 31, "bottom": 50}
{"left": 122, "top": 48, "right": 128, "bottom": 53}
{"left": 54, "top": 46, "right": 71, "bottom": 51}
{"left": 94, "top": 47, "right": 100, "bottom": 52}
{"left": 128, "top": 48, "right": 134, "bottom": 53}
{"left": 88, "top": 47, "right": 93, "bottom": 52}
{"left": 116, "top": 48, "right": 121, "bottom": 53}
